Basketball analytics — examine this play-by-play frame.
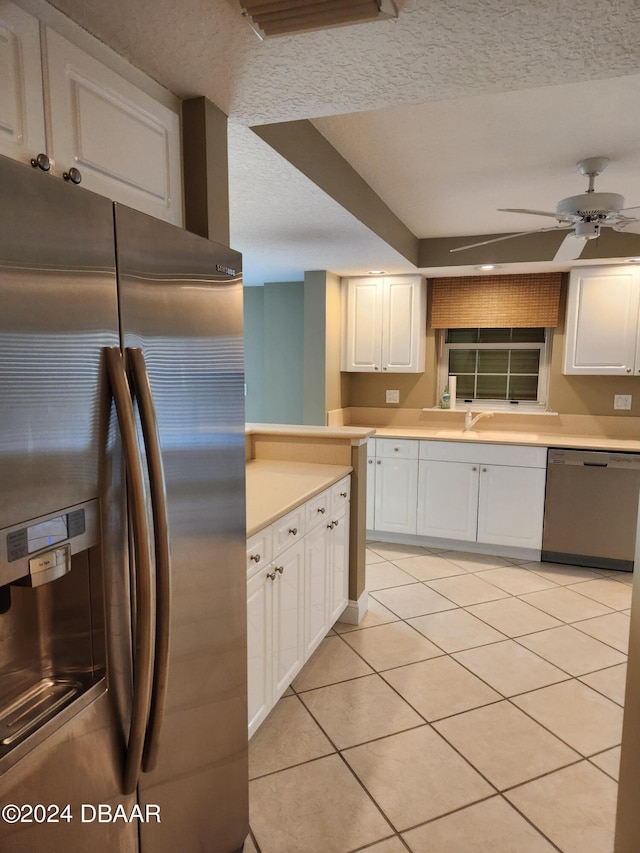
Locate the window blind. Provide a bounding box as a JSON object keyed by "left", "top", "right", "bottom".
{"left": 430, "top": 273, "right": 562, "bottom": 329}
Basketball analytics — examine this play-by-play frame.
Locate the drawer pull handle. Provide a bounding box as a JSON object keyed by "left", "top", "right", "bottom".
{"left": 327, "top": 521, "right": 335, "bottom": 530}
{"left": 340, "top": 491, "right": 347, "bottom": 498}
{"left": 250, "top": 554, "right": 261, "bottom": 562}
{"left": 289, "top": 527, "right": 298, "bottom": 536}
{"left": 317, "top": 507, "right": 326, "bottom": 514}
{"left": 275, "top": 566, "right": 284, "bottom": 574}
{"left": 266, "top": 571, "right": 276, "bottom": 581}
{"left": 333, "top": 519, "right": 339, "bottom": 527}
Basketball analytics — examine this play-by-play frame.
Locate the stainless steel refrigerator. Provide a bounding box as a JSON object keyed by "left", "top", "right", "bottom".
{"left": 0, "top": 153, "right": 249, "bottom": 852}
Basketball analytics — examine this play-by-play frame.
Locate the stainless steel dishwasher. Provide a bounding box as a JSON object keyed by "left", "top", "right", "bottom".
{"left": 542, "top": 448, "right": 640, "bottom": 572}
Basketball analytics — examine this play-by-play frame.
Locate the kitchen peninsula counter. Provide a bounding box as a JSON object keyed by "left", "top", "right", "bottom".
{"left": 244, "top": 422, "right": 375, "bottom": 622}
{"left": 246, "top": 459, "right": 352, "bottom": 537}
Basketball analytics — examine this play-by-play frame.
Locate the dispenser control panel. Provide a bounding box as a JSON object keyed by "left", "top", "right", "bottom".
{"left": 0, "top": 500, "right": 98, "bottom": 586}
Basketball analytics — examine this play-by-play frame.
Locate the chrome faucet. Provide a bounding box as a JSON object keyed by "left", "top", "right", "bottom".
{"left": 464, "top": 408, "right": 495, "bottom": 431}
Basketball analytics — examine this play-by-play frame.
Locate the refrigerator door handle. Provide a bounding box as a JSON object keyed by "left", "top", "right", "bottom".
{"left": 105, "top": 347, "right": 155, "bottom": 795}
{"left": 126, "top": 347, "right": 171, "bottom": 774}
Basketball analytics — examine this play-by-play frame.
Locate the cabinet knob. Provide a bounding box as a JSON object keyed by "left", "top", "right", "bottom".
{"left": 482, "top": 467, "right": 487, "bottom": 472}
{"left": 63, "top": 167, "right": 82, "bottom": 185}
{"left": 374, "top": 366, "right": 379, "bottom": 371}
{"left": 394, "top": 447, "right": 400, "bottom": 452}
{"left": 627, "top": 368, "right": 632, "bottom": 373}
{"left": 317, "top": 507, "right": 325, "bottom": 514}
{"left": 327, "top": 521, "right": 335, "bottom": 530}
{"left": 333, "top": 519, "right": 339, "bottom": 527}
{"left": 250, "top": 553, "right": 261, "bottom": 562}
{"left": 368, "top": 459, "right": 373, "bottom": 464}
{"left": 472, "top": 466, "right": 478, "bottom": 472}
{"left": 275, "top": 565, "right": 284, "bottom": 574}
{"left": 383, "top": 366, "right": 387, "bottom": 370}
{"left": 377, "top": 460, "right": 381, "bottom": 465}
{"left": 266, "top": 571, "right": 276, "bottom": 581}
{"left": 30, "top": 153, "right": 51, "bottom": 172}
{"left": 340, "top": 491, "right": 347, "bottom": 498}
{"left": 289, "top": 527, "right": 297, "bottom": 536}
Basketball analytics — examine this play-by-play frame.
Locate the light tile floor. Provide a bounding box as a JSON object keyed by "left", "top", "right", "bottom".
{"left": 247, "top": 543, "right": 631, "bottom": 853}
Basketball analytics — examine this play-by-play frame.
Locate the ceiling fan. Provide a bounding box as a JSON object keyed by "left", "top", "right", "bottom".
{"left": 450, "top": 157, "right": 640, "bottom": 262}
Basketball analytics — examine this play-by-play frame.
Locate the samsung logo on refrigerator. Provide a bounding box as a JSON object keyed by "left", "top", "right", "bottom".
{"left": 216, "top": 264, "right": 237, "bottom": 276}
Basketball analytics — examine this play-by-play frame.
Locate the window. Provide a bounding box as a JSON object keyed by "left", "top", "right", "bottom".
{"left": 439, "top": 327, "right": 552, "bottom": 410}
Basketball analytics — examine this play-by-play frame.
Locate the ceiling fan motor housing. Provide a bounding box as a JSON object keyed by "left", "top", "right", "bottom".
{"left": 555, "top": 192, "right": 625, "bottom": 220}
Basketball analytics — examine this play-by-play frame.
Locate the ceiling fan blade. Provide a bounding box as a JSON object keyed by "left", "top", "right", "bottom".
{"left": 619, "top": 206, "right": 640, "bottom": 213}
{"left": 449, "top": 225, "right": 570, "bottom": 254}
{"left": 612, "top": 219, "right": 640, "bottom": 235}
{"left": 553, "top": 233, "right": 586, "bottom": 262}
{"left": 498, "top": 208, "right": 559, "bottom": 218}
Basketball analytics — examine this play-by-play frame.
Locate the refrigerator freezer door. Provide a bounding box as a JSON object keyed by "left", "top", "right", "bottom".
{"left": 114, "top": 204, "right": 249, "bottom": 852}
{"left": 0, "top": 157, "right": 139, "bottom": 850}
{"left": 0, "top": 155, "right": 119, "bottom": 529}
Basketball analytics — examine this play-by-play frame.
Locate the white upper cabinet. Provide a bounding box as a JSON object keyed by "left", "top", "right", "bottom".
{"left": 563, "top": 265, "right": 640, "bottom": 376}
{"left": 0, "top": 4, "right": 46, "bottom": 163}
{"left": 342, "top": 275, "right": 426, "bottom": 373}
{"left": 0, "top": 4, "right": 182, "bottom": 226}
{"left": 44, "top": 28, "right": 182, "bottom": 225}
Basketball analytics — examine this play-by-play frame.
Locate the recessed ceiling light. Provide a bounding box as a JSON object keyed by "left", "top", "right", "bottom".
{"left": 475, "top": 264, "right": 501, "bottom": 271}
{"left": 367, "top": 270, "right": 386, "bottom": 275}
{"left": 626, "top": 258, "right": 640, "bottom": 263}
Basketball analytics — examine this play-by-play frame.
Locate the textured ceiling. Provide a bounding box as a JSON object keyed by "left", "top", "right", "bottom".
{"left": 44, "top": 0, "right": 640, "bottom": 283}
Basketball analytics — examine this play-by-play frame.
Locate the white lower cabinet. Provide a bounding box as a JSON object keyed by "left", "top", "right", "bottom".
{"left": 304, "top": 524, "right": 330, "bottom": 658}
{"left": 247, "top": 475, "right": 350, "bottom": 737}
{"left": 373, "top": 439, "right": 419, "bottom": 534}
{"left": 477, "top": 464, "right": 546, "bottom": 549}
{"left": 370, "top": 438, "right": 547, "bottom": 552}
{"left": 417, "top": 460, "right": 479, "bottom": 541}
{"left": 247, "top": 539, "right": 304, "bottom": 738}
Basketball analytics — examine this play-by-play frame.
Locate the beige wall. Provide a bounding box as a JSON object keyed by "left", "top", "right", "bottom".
{"left": 344, "top": 278, "right": 640, "bottom": 417}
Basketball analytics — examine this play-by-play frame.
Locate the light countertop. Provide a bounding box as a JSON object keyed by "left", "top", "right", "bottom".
{"left": 246, "top": 459, "right": 352, "bottom": 536}
{"left": 246, "top": 423, "right": 375, "bottom": 445}
{"left": 371, "top": 426, "right": 640, "bottom": 452}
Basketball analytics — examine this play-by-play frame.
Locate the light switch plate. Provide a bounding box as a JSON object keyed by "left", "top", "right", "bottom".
{"left": 386, "top": 390, "right": 400, "bottom": 404}
{"left": 614, "top": 394, "right": 632, "bottom": 410}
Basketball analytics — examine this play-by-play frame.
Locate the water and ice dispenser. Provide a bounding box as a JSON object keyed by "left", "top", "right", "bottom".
{"left": 0, "top": 499, "right": 106, "bottom": 764}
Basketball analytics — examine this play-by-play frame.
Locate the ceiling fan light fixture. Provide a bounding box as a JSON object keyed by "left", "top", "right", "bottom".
{"left": 574, "top": 221, "right": 600, "bottom": 240}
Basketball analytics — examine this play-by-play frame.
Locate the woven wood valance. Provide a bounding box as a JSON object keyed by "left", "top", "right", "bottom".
{"left": 430, "top": 273, "right": 562, "bottom": 329}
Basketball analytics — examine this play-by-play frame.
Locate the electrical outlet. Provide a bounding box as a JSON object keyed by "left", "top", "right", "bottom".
{"left": 386, "top": 389, "right": 400, "bottom": 404}
{"left": 614, "top": 394, "right": 632, "bottom": 410}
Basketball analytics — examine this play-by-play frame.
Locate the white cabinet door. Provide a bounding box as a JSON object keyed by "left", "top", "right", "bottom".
{"left": 0, "top": 4, "right": 46, "bottom": 164}
{"left": 328, "top": 504, "right": 349, "bottom": 624}
{"left": 417, "top": 460, "right": 479, "bottom": 541}
{"left": 374, "top": 457, "right": 418, "bottom": 534}
{"left": 342, "top": 277, "right": 383, "bottom": 371}
{"left": 342, "top": 276, "right": 425, "bottom": 373}
{"left": 247, "top": 568, "right": 273, "bottom": 738}
{"left": 382, "top": 276, "right": 427, "bottom": 373}
{"left": 477, "top": 465, "right": 546, "bottom": 549}
{"left": 563, "top": 266, "right": 640, "bottom": 376}
{"left": 272, "top": 540, "right": 304, "bottom": 700}
{"left": 43, "top": 28, "right": 183, "bottom": 226}
{"left": 304, "top": 523, "right": 330, "bottom": 658}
